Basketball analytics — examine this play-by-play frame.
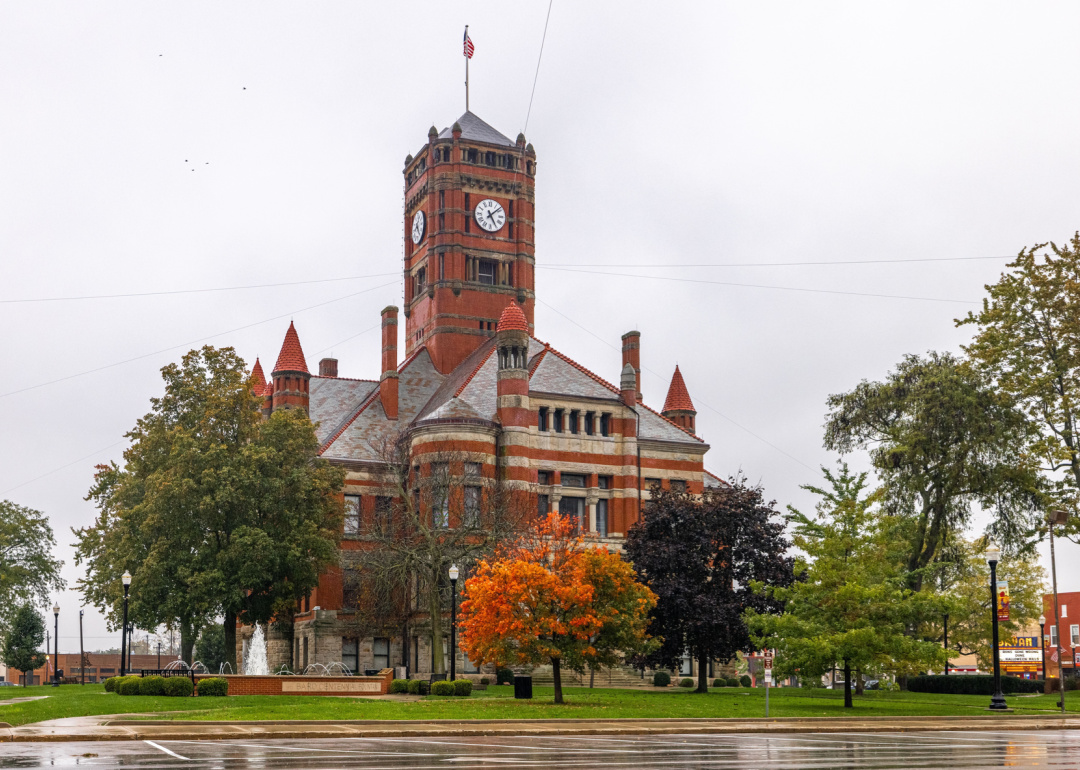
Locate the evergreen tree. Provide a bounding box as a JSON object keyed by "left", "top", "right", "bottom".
{"left": 2, "top": 604, "right": 47, "bottom": 685}
{"left": 747, "top": 464, "right": 948, "bottom": 707}
{"left": 625, "top": 477, "right": 794, "bottom": 693}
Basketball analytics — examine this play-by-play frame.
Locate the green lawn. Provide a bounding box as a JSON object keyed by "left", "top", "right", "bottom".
{"left": 0, "top": 683, "right": 1074, "bottom": 727}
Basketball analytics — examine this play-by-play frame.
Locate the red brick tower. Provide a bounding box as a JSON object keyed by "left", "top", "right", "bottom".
{"left": 662, "top": 365, "right": 697, "bottom": 434}
{"left": 495, "top": 301, "right": 532, "bottom": 430}
{"left": 270, "top": 321, "right": 310, "bottom": 414}
{"left": 402, "top": 111, "right": 537, "bottom": 374}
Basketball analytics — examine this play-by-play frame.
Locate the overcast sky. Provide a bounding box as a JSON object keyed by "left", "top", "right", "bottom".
{"left": 2, "top": 2, "right": 1078, "bottom": 653}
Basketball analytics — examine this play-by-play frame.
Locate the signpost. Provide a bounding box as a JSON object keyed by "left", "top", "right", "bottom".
{"left": 763, "top": 650, "right": 773, "bottom": 718}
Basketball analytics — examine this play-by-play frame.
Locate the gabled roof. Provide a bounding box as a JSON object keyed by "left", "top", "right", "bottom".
{"left": 437, "top": 111, "right": 516, "bottom": 147}
{"left": 662, "top": 365, "right": 695, "bottom": 413}
{"left": 309, "top": 377, "right": 379, "bottom": 446}
{"left": 250, "top": 358, "right": 266, "bottom": 397}
{"left": 272, "top": 321, "right": 308, "bottom": 374}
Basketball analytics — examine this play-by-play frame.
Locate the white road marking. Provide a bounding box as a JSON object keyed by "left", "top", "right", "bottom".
{"left": 144, "top": 740, "right": 190, "bottom": 760}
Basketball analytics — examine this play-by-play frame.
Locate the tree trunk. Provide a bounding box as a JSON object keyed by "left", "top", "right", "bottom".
{"left": 855, "top": 667, "right": 864, "bottom": 695}
{"left": 179, "top": 618, "right": 197, "bottom": 666}
{"left": 589, "top": 666, "right": 595, "bottom": 688}
{"left": 843, "top": 659, "right": 852, "bottom": 708}
{"left": 697, "top": 648, "right": 709, "bottom": 693}
{"left": 429, "top": 585, "right": 445, "bottom": 675}
{"left": 224, "top": 609, "right": 237, "bottom": 674}
{"left": 552, "top": 656, "right": 564, "bottom": 704}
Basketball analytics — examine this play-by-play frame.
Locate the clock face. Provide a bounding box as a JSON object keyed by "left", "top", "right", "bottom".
{"left": 474, "top": 199, "right": 506, "bottom": 233}
{"left": 411, "top": 210, "right": 425, "bottom": 244}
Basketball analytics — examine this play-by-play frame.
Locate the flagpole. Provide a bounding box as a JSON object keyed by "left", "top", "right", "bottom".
{"left": 465, "top": 25, "right": 470, "bottom": 111}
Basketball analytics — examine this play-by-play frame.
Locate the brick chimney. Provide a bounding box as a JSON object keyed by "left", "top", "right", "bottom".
{"left": 319, "top": 357, "right": 338, "bottom": 377}
{"left": 621, "top": 331, "right": 641, "bottom": 403}
{"left": 620, "top": 363, "right": 638, "bottom": 408}
{"left": 380, "top": 306, "right": 399, "bottom": 420}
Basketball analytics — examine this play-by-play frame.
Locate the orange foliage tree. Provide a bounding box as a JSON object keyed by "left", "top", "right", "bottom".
{"left": 458, "top": 513, "right": 657, "bottom": 703}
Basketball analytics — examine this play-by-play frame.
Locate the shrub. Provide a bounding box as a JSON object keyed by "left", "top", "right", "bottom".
{"left": 1066, "top": 678, "right": 1079, "bottom": 692}
{"left": 712, "top": 678, "right": 726, "bottom": 687}
{"left": 679, "top": 677, "right": 694, "bottom": 688}
{"left": 653, "top": 671, "right": 671, "bottom": 687}
{"left": 138, "top": 676, "right": 166, "bottom": 696}
{"left": 907, "top": 675, "right": 1045, "bottom": 696}
{"left": 390, "top": 679, "right": 409, "bottom": 694}
{"left": 453, "top": 679, "right": 473, "bottom": 696}
{"left": 727, "top": 677, "right": 740, "bottom": 687}
{"left": 162, "top": 676, "right": 194, "bottom": 697}
{"left": 406, "top": 679, "right": 430, "bottom": 695}
{"left": 197, "top": 678, "right": 229, "bottom": 697}
{"left": 496, "top": 667, "right": 515, "bottom": 685}
{"left": 479, "top": 677, "right": 490, "bottom": 685}
{"left": 103, "top": 677, "right": 120, "bottom": 693}
{"left": 431, "top": 680, "right": 455, "bottom": 696}
{"left": 117, "top": 677, "right": 142, "bottom": 696}
{"left": 739, "top": 675, "right": 752, "bottom": 688}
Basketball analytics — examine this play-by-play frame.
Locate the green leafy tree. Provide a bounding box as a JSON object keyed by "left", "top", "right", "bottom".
{"left": 747, "top": 464, "right": 948, "bottom": 707}
{"left": 959, "top": 235, "right": 1080, "bottom": 538}
{"left": 929, "top": 540, "right": 1046, "bottom": 670}
{"left": 194, "top": 623, "right": 228, "bottom": 673}
{"left": 2, "top": 604, "right": 47, "bottom": 685}
{"left": 625, "top": 477, "right": 795, "bottom": 694}
{"left": 0, "top": 501, "right": 65, "bottom": 637}
{"left": 74, "top": 346, "right": 344, "bottom": 671}
{"left": 824, "top": 352, "right": 1041, "bottom": 589}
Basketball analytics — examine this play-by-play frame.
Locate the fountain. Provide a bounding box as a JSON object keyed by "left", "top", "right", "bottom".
{"left": 243, "top": 623, "right": 269, "bottom": 675}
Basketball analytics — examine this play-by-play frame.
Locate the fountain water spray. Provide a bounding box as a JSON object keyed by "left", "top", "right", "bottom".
{"left": 243, "top": 623, "right": 270, "bottom": 675}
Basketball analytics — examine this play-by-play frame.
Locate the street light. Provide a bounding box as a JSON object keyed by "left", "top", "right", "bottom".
{"left": 985, "top": 541, "right": 1007, "bottom": 710}
{"left": 52, "top": 604, "right": 60, "bottom": 687}
{"left": 1039, "top": 615, "right": 1047, "bottom": 683}
{"left": 1048, "top": 509, "right": 1069, "bottom": 714}
{"left": 449, "top": 564, "right": 460, "bottom": 682}
{"left": 120, "top": 572, "right": 131, "bottom": 677}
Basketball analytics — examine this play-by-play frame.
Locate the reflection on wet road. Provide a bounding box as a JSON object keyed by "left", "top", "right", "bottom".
{"left": 1, "top": 730, "right": 1078, "bottom": 768}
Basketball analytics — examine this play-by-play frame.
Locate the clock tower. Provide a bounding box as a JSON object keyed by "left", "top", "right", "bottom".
{"left": 402, "top": 111, "right": 537, "bottom": 375}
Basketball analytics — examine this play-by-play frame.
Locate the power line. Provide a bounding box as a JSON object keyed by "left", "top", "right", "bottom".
{"left": 538, "top": 266, "right": 979, "bottom": 304}
{"left": 536, "top": 298, "right": 819, "bottom": 475}
{"left": 0, "top": 272, "right": 398, "bottom": 305}
{"left": 0, "top": 279, "right": 398, "bottom": 401}
{"left": 545, "top": 255, "right": 1016, "bottom": 268}
{"left": 312, "top": 321, "right": 382, "bottom": 358}
{"left": 2, "top": 440, "right": 126, "bottom": 496}
{"left": 523, "top": 0, "right": 554, "bottom": 135}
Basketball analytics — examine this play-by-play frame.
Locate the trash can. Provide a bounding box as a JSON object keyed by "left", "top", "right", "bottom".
{"left": 513, "top": 675, "right": 533, "bottom": 700}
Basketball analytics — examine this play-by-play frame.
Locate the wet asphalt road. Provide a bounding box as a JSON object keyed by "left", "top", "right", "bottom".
{"left": 1, "top": 731, "right": 1079, "bottom": 769}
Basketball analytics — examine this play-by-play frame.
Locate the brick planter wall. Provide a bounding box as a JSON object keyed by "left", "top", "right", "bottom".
{"left": 194, "top": 669, "right": 393, "bottom": 696}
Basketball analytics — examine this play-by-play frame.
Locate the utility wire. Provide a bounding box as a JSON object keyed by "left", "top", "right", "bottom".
{"left": 523, "top": 0, "right": 554, "bottom": 135}
{"left": 1, "top": 440, "right": 126, "bottom": 496}
{"left": 312, "top": 321, "right": 383, "bottom": 358}
{"left": 538, "top": 266, "right": 978, "bottom": 304}
{"left": 0, "top": 280, "right": 398, "bottom": 400}
{"left": 536, "top": 298, "right": 819, "bottom": 475}
{"left": 0, "top": 272, "right": 398, "bottom": 305}
{"left": 545, "top": 255, "right": 1016, "bottom": 268}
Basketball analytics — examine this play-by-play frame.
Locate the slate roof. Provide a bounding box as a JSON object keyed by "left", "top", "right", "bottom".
{"left": 437, "top": 111, "right": 516, "bottom": 147}
{"left": 662, "top": 365, "right": 695, "bottom": 412}
{"left": 273, "top": 322, "right": 309, "bottom": 373}
{"left": 309, "top": 377, "right": 378, "bottom": 446}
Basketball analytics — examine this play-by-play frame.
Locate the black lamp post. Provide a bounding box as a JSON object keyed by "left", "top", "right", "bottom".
{"left": 1039, "top": 614, "right": 1047, "bottom": 682}
{"left": 1048, "top": 509, "right": 1069, "bottom": 713}
{"left": 52, "top": 604, "right": 60, "bottom": 687}
{"left": 119, "top": 571, "right": 131, "bottom": 677}
{"left": 943, "top": 613, "right": 949, "bottom": 676}
{"left": 449, "top": 564, "right": 459, "bottom": 682}
{"left": 986, "top": 541, "right": 1008, "bottom": 710}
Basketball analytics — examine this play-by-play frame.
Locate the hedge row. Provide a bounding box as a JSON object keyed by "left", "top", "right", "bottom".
{"left": 103, "top": 675, "right": 197, "bottom": 696}
{"left": 907, "top": 675, "right": 1045, "bottom": 695}
{"left": 391, "top": 678, "right": 473, "bottom": 696}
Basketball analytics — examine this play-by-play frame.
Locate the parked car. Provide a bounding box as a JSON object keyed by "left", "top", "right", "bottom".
{"left": 0, "top": 681, "right": 19, "bottom": 687}
{"left": 864, "top": 679, "right": 880, "bottom": 690}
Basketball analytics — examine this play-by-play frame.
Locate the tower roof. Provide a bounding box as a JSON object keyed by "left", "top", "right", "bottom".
{"left": 250, "top": 358, "right": 266, "bottom": 396}
{"left": 272, "top": 321, "right": 309, "bottom": 374}
{"left": 438, "top": 111, "right": 516, "bottom": 147}
{"left": 662, "top": 365, "right": 695, "bottom": 413}
{"left": 497, "top": 301, "right": 529, "bottom": 333}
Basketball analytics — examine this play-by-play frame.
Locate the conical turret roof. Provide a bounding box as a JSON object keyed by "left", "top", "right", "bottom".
{"left": 272, "top": 321, "right": 309, "bottom": 374}
{"left": 250, "top": 358, "right": 266, "bottom": 396}
{"left": 662, "top": 365, "right": 695, "bottom": 413}
{"left": 497, "top": 301, "right": 529, "bottom": 333}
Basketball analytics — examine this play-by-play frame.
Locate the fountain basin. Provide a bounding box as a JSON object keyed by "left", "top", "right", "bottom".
{"left": 193, "top": 669, "right": 394, "bottom": 696}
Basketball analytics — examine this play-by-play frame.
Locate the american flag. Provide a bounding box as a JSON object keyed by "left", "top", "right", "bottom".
{"left": 464, "top": 29, "right": 475, "bottom": 59}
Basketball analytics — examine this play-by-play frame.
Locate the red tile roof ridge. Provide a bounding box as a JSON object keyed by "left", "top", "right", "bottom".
{"left": 639, "top": 400, "right": 705, "bottom": 442}
{"left": 272, "top": 321, "right": 309, "bottom": 373}
{"left": 311, "top": 375, "right": 379, "bottom": 383}
{"left": 528, "top": 346, "right": 549, "bottom": 375}
{"left": 318, "top": 385, "right": 384, "bottom": 455}
{"left": 662, "top": 365, "right": 695, "bottom": 413}
{"left": 455, "top": 346, "right": 497, "bottom": 398}
{"left": 497, "top": 300, "right": 529, "bottom": 332}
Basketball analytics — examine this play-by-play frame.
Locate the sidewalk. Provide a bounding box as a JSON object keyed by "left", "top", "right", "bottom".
{"left": 3, "top": 714, "right": 1080, "bottom": 742}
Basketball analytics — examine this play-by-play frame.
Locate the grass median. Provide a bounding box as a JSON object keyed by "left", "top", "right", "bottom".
{"left": 0, "top": 684, "right": 1074, "bottom": 727}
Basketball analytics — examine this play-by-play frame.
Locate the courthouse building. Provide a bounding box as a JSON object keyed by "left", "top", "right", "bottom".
{"left": 244, "top": 111, "right": 716, "bottom": 676}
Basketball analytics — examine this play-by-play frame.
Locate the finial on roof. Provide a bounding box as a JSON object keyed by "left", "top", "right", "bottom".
{"left": 496, "top": 301, "right": 529, "bottom": 333}
{"left": 405, "top": 153, "right": 413, "bottom": 166}
{"left": 428, "top": 125, "right": 438, "bottom": 138}
{"left": 452, "top": 121, "right": 462, "bottom": 134}
{"left": 516, "top": 132, "right": 526, "bottom": 145}
{"left": 525, "top": 142, "right": 535, "bottom": 155}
